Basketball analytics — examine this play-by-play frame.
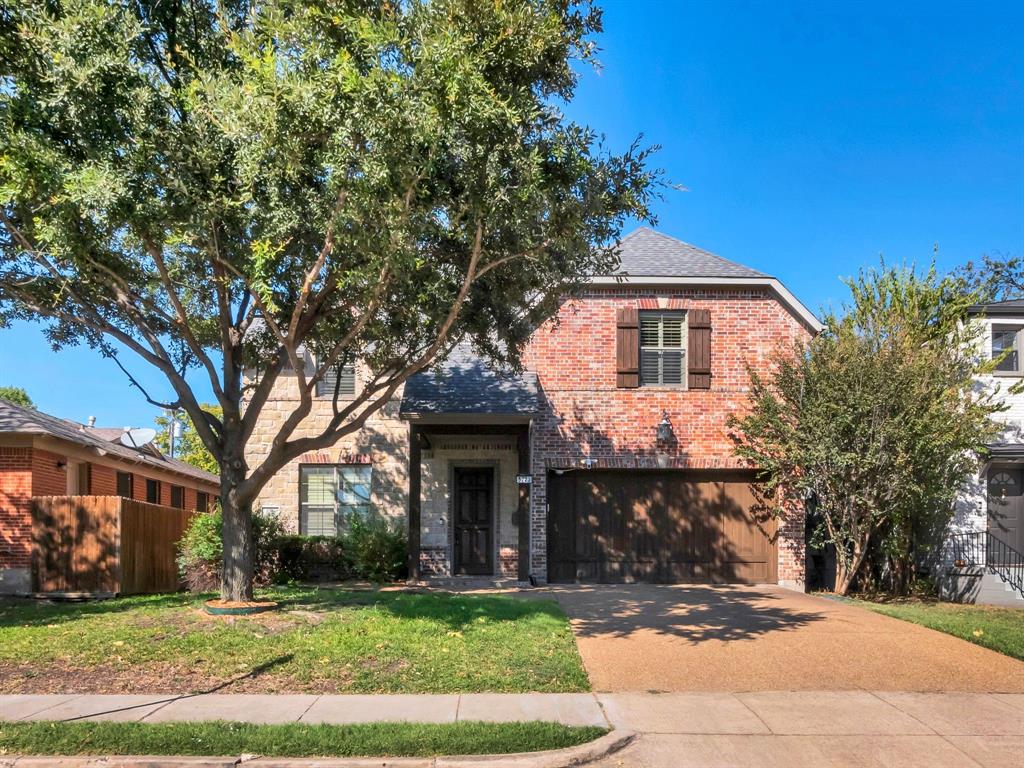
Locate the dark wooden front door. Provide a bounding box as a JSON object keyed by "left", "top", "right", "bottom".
{"left": 988, "top": 466, "right": 1024, "bottom": 559}
{"left": 454, "top": 467, "right": 494, "bottom": 575}
{"left": 546, "top": 470, "right": 777, "bottom": 584}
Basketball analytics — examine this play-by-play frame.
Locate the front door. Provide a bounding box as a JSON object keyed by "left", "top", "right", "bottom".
{"left": 987, "top": 466, "right": 1024, "bottom": 560}
{"left": 453, "top": 467, "right": 494, "bottom": 575}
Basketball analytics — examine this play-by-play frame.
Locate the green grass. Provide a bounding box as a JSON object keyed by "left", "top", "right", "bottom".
{"left": 853, "top": 598, "right": 1024, "bottom": 660}
{"left": 0, "top": 720, "right": 606, "bottom": 758}
{"left": 0, "top": 587, "right": 588, "bottom": 694}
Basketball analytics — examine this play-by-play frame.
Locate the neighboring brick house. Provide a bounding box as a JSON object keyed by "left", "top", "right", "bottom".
{"left": 248, "top": 227, "right": 820, "bottom": 588}
{"left": 0, "top": 399, "right": 219, "bottom": 593}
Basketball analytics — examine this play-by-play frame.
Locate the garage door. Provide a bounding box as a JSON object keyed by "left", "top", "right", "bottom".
{"left": 546, "top": 470, "right": 777, "bottom": 584}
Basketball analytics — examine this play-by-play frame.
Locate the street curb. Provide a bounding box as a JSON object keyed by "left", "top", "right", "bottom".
{"left": 0, "top": 730, "right": 635, "bottom": 768}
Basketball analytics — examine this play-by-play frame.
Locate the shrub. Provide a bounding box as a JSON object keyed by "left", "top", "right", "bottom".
{"left": 345, "top": 512, "right": 407, "bottom": 582}
{"left": 276, "top": 535, "right": 349, "bottom": 583}
{"left": 177, "top": 507, "right": 285, "bottom": 593}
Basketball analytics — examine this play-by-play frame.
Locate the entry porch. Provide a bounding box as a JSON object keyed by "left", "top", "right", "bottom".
{"left": 405, "top": 421, "right": 531, "bottom": 582}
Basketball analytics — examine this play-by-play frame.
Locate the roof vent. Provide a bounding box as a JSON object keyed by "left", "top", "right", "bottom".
{"left": 87, "top": 416, "right": 96, "bottom": 427}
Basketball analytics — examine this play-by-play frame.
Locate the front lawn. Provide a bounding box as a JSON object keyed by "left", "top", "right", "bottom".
{"left": 853, "top": 598, "right": 1024, "bottom": 661}
{"left": 0, "top": 720, "right": 606, "bottom": 758}
{"left": 0, "top": 587, "right": 588, "bottom": 694}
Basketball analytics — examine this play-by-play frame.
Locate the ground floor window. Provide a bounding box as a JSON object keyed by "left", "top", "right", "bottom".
{"left": 196, "top": 491, "right": 209, "bottom": 513}
{"left": 145, "top": 478, "right": 160, "bottom": 504}
{"left": 299, "top": 464, "right": 372, "bottom": 536}
{"left": 170, "top": 485, "right": 184, "bottom": 509}
{"left": 116, "top": 471, "right": 133, "bottom": 498}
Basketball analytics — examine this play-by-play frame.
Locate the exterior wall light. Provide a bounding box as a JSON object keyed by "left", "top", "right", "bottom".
{"left": 656, "top": 411, "right": 674, "bottom": 443}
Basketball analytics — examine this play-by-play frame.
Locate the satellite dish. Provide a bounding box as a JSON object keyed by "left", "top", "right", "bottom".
{"left": 120, "top": 427, "right": 157, "bottom": 448}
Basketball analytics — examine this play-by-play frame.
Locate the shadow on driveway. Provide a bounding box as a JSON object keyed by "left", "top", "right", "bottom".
{"left": 535, "top": 584, "right": 1024, "bottom": 693}
{"left": 541, "top": 583, "right": 826, "bottom": 643}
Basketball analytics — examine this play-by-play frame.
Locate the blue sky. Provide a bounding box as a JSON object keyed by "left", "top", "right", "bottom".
{"left": 2, "top": 0, "right": 1022, "bottom": 428}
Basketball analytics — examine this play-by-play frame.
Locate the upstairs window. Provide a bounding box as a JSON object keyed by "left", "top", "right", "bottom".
{"left": 639, "top": 311, "right": 686, "bottom": 386}
{"left": 992, "top": 326, "right": 1022, "bottom": 374}
{"left": 299, "top": 464, "right": 372, "bottom": 536}
{"left": 316, "top": 362, "right": 356, "bottom": 398}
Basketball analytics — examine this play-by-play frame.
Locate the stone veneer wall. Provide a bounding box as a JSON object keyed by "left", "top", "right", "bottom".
{"left": 245, "top": 371, "right": 409, "bottom": 532}
{"left": 419, "top": 435, "right": 520, "bottom": 578}
{"left": 524, "top": 286, "right": 814, "bottom": 588}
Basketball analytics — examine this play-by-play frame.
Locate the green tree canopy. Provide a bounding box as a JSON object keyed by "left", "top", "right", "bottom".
{"left": 729, "top": 264, "right": 1003, "bottom": 595}
{"left": 0, "top": 0, "right": 660, "bottom": 599}
{"left": 0, "top": 386, "right": 33, "bottom": 408}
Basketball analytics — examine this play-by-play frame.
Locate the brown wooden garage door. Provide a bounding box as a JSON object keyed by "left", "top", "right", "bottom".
{"left": 547, "top": 470, "right": 777, "bottom": 584}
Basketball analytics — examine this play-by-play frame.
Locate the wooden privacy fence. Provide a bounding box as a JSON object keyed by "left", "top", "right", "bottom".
{"left": 32, "top": 496, "right": 195, "bottom": 595}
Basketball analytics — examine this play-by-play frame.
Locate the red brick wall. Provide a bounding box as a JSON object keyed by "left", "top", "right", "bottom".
{"left": 1, "top": 445, "right": 218, "bottom": 579}
{"left": 524, "top": 287, "right": 813, "bottom": 585}
{"left": 0, "top": 447, "right": 33, "bottom": 570}
{"left": 31, "top": 449, "right": 67, "bottom": 496}
{"left": 90, "top": 464, "right": 118, "bottom": 496}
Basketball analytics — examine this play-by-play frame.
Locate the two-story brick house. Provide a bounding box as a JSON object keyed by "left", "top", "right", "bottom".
{"left": 248, "top": 227, "right": 821, "bottom": 588}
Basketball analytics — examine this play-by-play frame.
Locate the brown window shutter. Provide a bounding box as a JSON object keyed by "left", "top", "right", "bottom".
{"left": 688, "top": 309, "right": 712, "bottom": 389}
{"left": 616, "top": 306, "right": 640, "bottom": 388}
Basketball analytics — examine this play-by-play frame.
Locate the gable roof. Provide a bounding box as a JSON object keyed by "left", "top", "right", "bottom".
{"left": 400, "top": 343, "right": 538, "bottom": 420}
{"left": 968, "top": 298, "right": 1024, "bottom": 316}
{"left": 0, "top": 399, "right": 219, "bottom": 486}
{"left": 611, "top": 227, "right": 769, "bottom": 279}
{"left": 590, "top": 227, "right": 821, "bottom": 332}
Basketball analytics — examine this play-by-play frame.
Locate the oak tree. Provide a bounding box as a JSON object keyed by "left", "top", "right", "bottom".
{"left": 0, "top": 0, "right": 659, "bottom": 599}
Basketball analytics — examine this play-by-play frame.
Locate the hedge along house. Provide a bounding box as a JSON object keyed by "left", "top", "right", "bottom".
{"left": 247, "top": 227, "right": 821, "bottom": 587}
{"left": 0, "top": 398, "right": 220, "bottom": 593}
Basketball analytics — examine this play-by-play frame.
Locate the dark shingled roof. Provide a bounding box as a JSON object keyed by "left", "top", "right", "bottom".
{"left": 969, "top": 298, "right": 1024, "bottom": 316}
{"left": 0, "top": 399, "right": 219, "bottom": 485}
{"left": 611, "top": 227, "right": 769, "bottom": 279}
{"left": 400, "top": 344, "right": 538, "bottom": 417}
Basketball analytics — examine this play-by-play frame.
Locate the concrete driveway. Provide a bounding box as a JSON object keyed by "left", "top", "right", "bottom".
{"left": 542, "top": 584, "right": 1024, "bottom": 692}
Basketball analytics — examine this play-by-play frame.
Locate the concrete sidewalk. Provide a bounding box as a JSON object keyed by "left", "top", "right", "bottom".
{"left": 4, "top": 691, "right": 1024, "bottom": 767}
{"left": 0, "top": 693, "right": 608, "bottom": 727}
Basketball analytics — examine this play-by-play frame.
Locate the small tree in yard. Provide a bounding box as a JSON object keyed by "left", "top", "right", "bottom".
{"left": 729, "top": 264, "right": 1003, "bottom": 595}
{"left": 0, "top": 0, "right": 660, "bottom": 600}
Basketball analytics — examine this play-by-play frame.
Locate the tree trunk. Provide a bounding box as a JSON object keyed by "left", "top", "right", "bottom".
{"left": 834, "top": 537, "right": 870, "bottom": 596}
{"left": 220, "top": 472, "right": 254, "bottom": 602}
{"left": 834, "top": 559, "right": 853, "bottom": 596}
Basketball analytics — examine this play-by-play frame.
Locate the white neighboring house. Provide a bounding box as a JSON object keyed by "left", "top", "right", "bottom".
{"left": 944, "top": 299, "right": 1024, "bottom": 605}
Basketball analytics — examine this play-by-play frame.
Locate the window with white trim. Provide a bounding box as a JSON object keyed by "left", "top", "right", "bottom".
{"left": 299, "top": 464, "right": 372, "bottom": 536}
{"left": 639, "top": 311, "right": 686, "bottom": 386}
{"left": 992, "top": 325, "right": 1023, "bottom": 375}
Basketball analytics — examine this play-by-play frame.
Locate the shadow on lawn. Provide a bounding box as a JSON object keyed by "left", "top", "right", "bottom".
{"left": 58, "top": 654, "right": 297, "bottom": 722}
{"left": 0, "top": 586, "right": 570, "bottom": 635}
{"left": 0, "top": 593, "right": 194, "bottom": 629}
{"left": 270, "top": 587, "right": 570, "bottom": 632}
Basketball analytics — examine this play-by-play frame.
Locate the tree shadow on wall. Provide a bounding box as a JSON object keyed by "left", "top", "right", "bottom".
{"left": 543, "top": 394, "right": 779, "bottom": 576}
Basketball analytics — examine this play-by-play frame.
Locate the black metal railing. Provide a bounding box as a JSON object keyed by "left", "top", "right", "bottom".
{"left": 946, "top": 530, "right": 1024, "bottom": 597}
